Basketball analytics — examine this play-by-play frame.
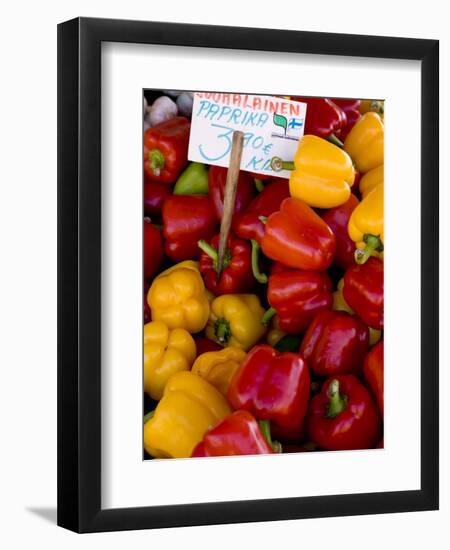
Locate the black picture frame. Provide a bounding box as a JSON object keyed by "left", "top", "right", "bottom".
{"left": 57, "top": 16, "right": 439, "bottom": 533}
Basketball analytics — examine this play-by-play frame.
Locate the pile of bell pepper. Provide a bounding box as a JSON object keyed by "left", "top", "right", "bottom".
{"left": 143, "top": 92, "right": 384, "bottom": 458}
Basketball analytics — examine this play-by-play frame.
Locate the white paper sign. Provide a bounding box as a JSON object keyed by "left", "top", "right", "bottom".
{"left": 188, "top": 93, "right": 307, "bottom": 178}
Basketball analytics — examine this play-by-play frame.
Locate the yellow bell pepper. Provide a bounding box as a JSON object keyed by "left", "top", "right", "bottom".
{"left": 144, "top": 371, "right": 231, "bottom": 458}
{"left": 333, "top": 279, "right": 382, "bottom": 347}
{"left": 147, "top": 266, "right": 209, "bottom": 333}
{"left": 359, "top": 99, "right": 384, "bottom": 116}
{"left": 143, "top": 321, "right": 196, "bottom": 400}
{"left": 285, "top": 135, "right": 355, "bottom": 208}
{"left": 191, "top": 347, "right": 246, "bottom": 395}
{"left": 206, "top": 294, "right": 266, "bottom": 351}
{"left": 266, "top": 314, "right": 286, "bottom": 347}
{"left": 359, "top": 165, "right": 383, "bottom": 199}
{"left": 344, "top": 112, "right": 384, "bottom": 173}
{"left": 348, "top": 183, "right": 384, "bottom": 264}
{"left": 156, "top": 260, "right": 199, "bottom": 278}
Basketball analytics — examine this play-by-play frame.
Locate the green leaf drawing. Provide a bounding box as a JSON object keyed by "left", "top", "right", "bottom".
{"left": 273, "top": 113, "right": 287, "bottom": 134}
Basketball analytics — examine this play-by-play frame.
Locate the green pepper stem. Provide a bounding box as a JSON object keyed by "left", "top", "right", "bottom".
{"left": 214, "top": 318, "right": 231, "bottom": 345}
{"left": 254, "top": 178, "right": 264, "bottom": 192}
{"left": 251, "top": 239, "right": 268, "bottom": 284}
{"left": 326, "top": 379, "right": 348, "bottom": 419}
{"left": 143, "top": 410, "right": 155, "bottom": 423}
{"left": 198, "top": 240, "right": 231, "bottom": 271}
{"left": 270, "top": 157, "right": 295, "bottom": 172}
{"left": 197, "top": 239, "right": 218, "bottom": 262}
{"left": 327, "top": 133, "right": 344, "bottom": 148}
{"left": 354, "top": 234, "right": 383, "bottom": 265}
{"left": 147, "top": 149, "right": 165, "bottom": 176}
{"left": 261, "top": 306, "right": 277, "bottom": 326}
{"left": 258, "top": 420, "right": 282, "bottom": 453}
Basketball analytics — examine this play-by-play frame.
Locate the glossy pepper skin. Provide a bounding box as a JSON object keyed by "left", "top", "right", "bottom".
{"left": 228, "top": 345, "right": 310, "bottom": 440}
{"left": 192, "top": 347, "right": 246, "bottom": 395}
{"left": 198, "top": 233, "right": 254, "bottom": 296}
{"left": 233, "top": 179, "right": 290, "bottom": 244}
{"left": 147, "top": 266, "right": 210, "bottom": 333}
{"left": 192, "top": 411, "right": 274, "bottom": 457}
{"left": 173, "top": 162, "right": 209, "bottom": 195}
{"left": 261, "top": 197, "right": 336, "bottom": 271}
{"left": 143, "top": 180, "right": 172, "bottom": 218}
{"left": 286, "top": 135, "right": 356, "bottom": 208}
{"left": 144, "top": 117, "right": 191, "bottom": 184}
{"left": 344, "top": 112, "right": 384, "bottom": 173}
{"left": 363, "top": 341, "right": 384, "bottom": 417}
{"left": 144, "top": 371, "right": 231, "bottom": 458}
{"left": 299, "top": 310, "right": 369, "bottom": 377}
{"left": 162, "top": 195, "right": 217, "bottom": 262}
{"left": 143, "top": 219, "right": 163, "bottom": 280}
{"left": 143, "top": 321, "right": 196, "bottom": 400}
{"left": 343, "top": 257, "right": 384, "bottom": 330}
{"left": 291, "top": 97, "right": 347, "bottom": 141}
{"left": 307, "top": 375, "right": 381, "bottom": 450}
{"left": 206, "top": 294, "right": 266, "bottom": 351}
{"left": 332, "top": 99, "right": 362, "bottom": 141}
{"left": 266, "top": 270, "right": 333, "bottom": 334}
{"left": 359, "top": 164, "right": 383, "bottom": 199}
{"left": 348, "top": 183, "right": 384, "bottom": 264}
{"left": 156, "top": 260, "right": 199, "bottom": 278}
{"left": 208, "top": 165, "right": 255, "bottom": 222}
{"left": 332, "top": 279, "right": 382, "bottom": 347}
{"left": 322, "top": 194, "right": 359, "bottom": 269}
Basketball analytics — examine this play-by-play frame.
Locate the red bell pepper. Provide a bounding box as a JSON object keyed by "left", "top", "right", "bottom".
{"left": 291, "top": 97, "right": 347, "bottom": 146}
{"left": 208, "top": 165, "right": 255, "bottom": 221}
{"left": 269, "top": 261, "right": 293, "bottom": 275}
{"left": 162, "top": 195, "right": 217, "bottom": 261}
{"left": 261, "top": 198, "right": 336, "bottom": 271}
{"left": 194, "top": 336, "right": 222, "bottom": 356}
{"left": 143, "top": 219, "right": 163, "bottom": 280}
{"left": 144, "top": 179, "right": 172, "bottom": 218}
{"left": 191, "top": 411, "right": 275, "bottom": 457}
{"left": 143, "top": 117, "right": 190, "bottom": 184}
{"left": 299, "top": 310, "right": 369, "bottom": 377}
{"left": 228, "top": 345, "right": 310, "bottom": 440}
{"left": 198, "top": 233, "right": 254, "bottom": 295}
{"left": 307, "top": 375, "right": 381, "bottom": 450}
{"left": 264, "top": 270, "right": 333, "bottom": 334}
{"left": 363, "top": 340, "right": 384, "bottom": 417}
{"left": 233, "top": 179, "right": 290, "bottom": 244}
{"left": 332, "top": 99, "right": 362, "bottom": 141}
{"left": 343, "top": 257, "right": 384, "bottom": 330}
{"left": 322, "top": 194, "right": 359, "bottom": 269}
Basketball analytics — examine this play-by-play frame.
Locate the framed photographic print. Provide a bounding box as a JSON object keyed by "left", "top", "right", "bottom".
{"left": 57, "top": 17, "right": 439, "bottom": 533}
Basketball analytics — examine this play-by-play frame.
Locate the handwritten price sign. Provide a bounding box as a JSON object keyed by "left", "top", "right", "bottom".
{"left": 188, "top": 93, "right": 307, "bottom": 178}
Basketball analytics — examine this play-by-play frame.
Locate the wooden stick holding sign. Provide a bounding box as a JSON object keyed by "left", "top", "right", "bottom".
{"left": 217, "top": 131, "right": 244, "bottom": 274}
